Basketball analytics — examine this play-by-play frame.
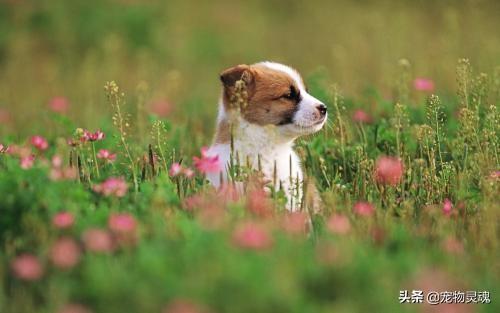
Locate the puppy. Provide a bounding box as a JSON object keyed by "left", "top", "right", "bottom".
{"left": 206, "top": 62, "right": 327, "bottom": 211}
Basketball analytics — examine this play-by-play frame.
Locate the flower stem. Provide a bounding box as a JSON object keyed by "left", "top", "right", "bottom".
{"left": 92, "top": 142, "right": 100, "bottom": 178}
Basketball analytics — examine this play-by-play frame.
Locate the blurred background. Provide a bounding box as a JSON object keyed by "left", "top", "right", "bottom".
{"left": 0, "top": 0, "right": 499, "bottom": 137}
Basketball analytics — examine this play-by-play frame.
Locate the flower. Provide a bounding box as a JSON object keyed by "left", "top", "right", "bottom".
{"left": 20, "top": 155, "right": 35, "bottom": 169}
{"left": 30, "top": 135, "right": 49, "bottom": 151}
{"left": 52, "top": 155, "right": 63, "bottom": 167}
{"left": 353, "top": 201, "right": 375, "bottom": 217}
{"left": 108, "top": 213, "right": 137, "bottom": 234}
{"left": 232, "top": 222, "right": 273, "bottom": 250}
{"left": 6, "top": 144, "right": 30, "bottom": 157}
{"left": 169, "top": 162, "right": 183, "bottom": 176}
{"left": 193, "top": 147, "right": 221, "bottom": 174}
{"left": 50, "top": 167, "right": 78, "bottom": 181}
{"left": 183, "top": 194, "right": 208, "bottom": 212}
{"left": 52, "top": 212, "right": 75, "bottom": 229}
{"left": 282, "top": 212, "right": 308, "bottom": 235}
{"left": 183, "top": 168, "right": 195, "bottom": 178}
{"left": 327, "top": 214, "right": 351, "bottom": 234}
{"left": 108, "top": 213, "right": 137, "bottom": 246}
{"left": 82, "top": 228, "right": 114, "bottom": 253}
{"left": 162, "top": 299, "right": 204, "bottom": 313}
{"left": 11, "top": 254, "right": 44, "bottom": 281}
{"left": 49, "top": 96, "right": 69, "bottom": 114}
{"left": 414, "top": 78, "right": 435, "bottom": 92}
{"left": 67, "top": 138, "right": 80, "bottom": 147}
{"left": 374, "top": 156, "right": 404, "bottom": 185}
{"left": 93, "top": 177, "right": 128, "bottom": 197}
{"left": 0, "top": 143, "right": 7, "bottom": 153}
{"left": 50, "top": 155, "right": 77, "bottom": 181}
{"left": 246, "top": 189, "right": 272, "bottom": 218}
{"left": 169, "top": 162, "right": 196, "bottom": 178}
{"left": 50, "top": 237, "right": 81, "bottom": 270}
{"left": 442, "top": 198, "right": 453, "bottom": 216}
{"left": 96, "top": 149, "right": 116, "bottom": 163}
{"left": 352, "top": 109, "right": 373, "bottom": 124}
{"left": 218, "top": 183, "right": 240, "bottom": 203}
{"left": 149, "top": 99, "right": 173, "bottom": 118}
{"left": 83, "top": 130, "right": 105, "bottom": 142}
{"left": 183, "top": 190, "right": 227, "bottom": 229}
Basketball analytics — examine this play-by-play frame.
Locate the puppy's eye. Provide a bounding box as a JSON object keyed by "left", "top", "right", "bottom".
{"left": 281, "top": 86, "right": 299, "bottom": 100}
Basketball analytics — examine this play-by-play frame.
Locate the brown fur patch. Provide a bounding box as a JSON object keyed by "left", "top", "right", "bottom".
{"left": 214, "top": 64, "right": 305, "bottom": 143}
{"left": 214, "top": 118, "right": 231, "bottom": 144}
{"left": 220, "top": 64, "right": 301, "bottom": 126}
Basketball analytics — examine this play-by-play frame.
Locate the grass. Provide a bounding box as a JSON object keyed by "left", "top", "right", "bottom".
{"left": 0, "top": 1, "right": 499, "bottom": 313}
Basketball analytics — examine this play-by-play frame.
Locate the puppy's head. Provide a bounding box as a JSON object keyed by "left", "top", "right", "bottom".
{"left": 219, "top": 62, "right": 327, "bottom": 138}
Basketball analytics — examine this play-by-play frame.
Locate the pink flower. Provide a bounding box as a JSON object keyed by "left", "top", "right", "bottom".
{"left": 108, "top": 213, "right": 137, "bottom": 233}
{"left": 281, "top": 212, "right": 308, "bottom": 235}
{"left": 162, "top": 299, "right": 204, "bottom": 313}
{"left": 50, "top": 156, "right": 77, "bottom": 181}
{"left": 218, "top": 183, "right": 240, "bottom": 203}
{"left": 374, "top": 156, "right": 404, "bottom": 185}
{"left": 49, "top": 97, "right": 69, "bottom": 114}
{"left": 413, "top": 78, "right": 435, "bottom": 92}
{"left": 169, "top": 162, "right": 183, "bottom": 176}
{"left": 52, "top": 212, "right": 75, "bottom": 229}
{"left": 7, "top": 144, "right": 30, "bottom": 157}
{"left": 83, "top": 130, "right": 105, "bottom": 142}
{"left": 96, "top": 149, "right": 116, "bottom": 163}
{"left": 11, "top": 254, "right": 44, "bottom": 281}
{"left": 50, "top": 167, "right": 78, "bottom": 181}
{"left": 489, "top": 170, "right": 500, "bottom": 179}
{"left": 30, "top": 135, "right": 49, "bottom": 151}
{"left": 52, "top": 155, "right": 63, "bottom": 167}
{"left": 182, "top": 190, "right": 228, "bottom": 229}
{"left": 442, "top": 198, "right": 453, "bottom": 216}
{"left": 82, "top": 228, "right": 114, "bottom": 253}
{"left": 353, "top": 201, "right": 375, "bottom": 217}
{"left": 183, "top": 168, "right": 195, "bottom": 178}
{"left": 183, "top": 194, "right": 205, "bottom": 212}
{"left": 50, "top": 237, "right": 81, "bottom": 270}
{"left": 352, "top": 109, "right": 373, "bottom": 124}
{"left": 0, "top": 143, "right": 6, "bottom": 153}
{"left": 93, "top": 177, "right": 128, "bottom": 197}
{"left": 232, "top": 222, "right": 273, "bottom": 250}
{"left": 67, "top": 138, "right": 80, "bottom": 147}
{"left": 108, "top": 213, "right": 137, "bottom": 246}
{"left": 58, "top": 303, "right": 93, "bottom": 313}
{"left": 327, "top": 214, "right": 351, "bottom": 234}
{"left": 20, "top": 155, "right": 35, "bottom": 169}
{"left": 149, "top": 99, "right": 173, "bottom": 118}
{"left": 193, "top": 147, "right": 221, "bottom": 174}
{"left": 246, "top": 189, "right": 272, "bottom": 218}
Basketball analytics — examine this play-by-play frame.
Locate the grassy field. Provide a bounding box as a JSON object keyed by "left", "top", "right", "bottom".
{"left": 0, "top": 1, "right": 499, "bottom": 312}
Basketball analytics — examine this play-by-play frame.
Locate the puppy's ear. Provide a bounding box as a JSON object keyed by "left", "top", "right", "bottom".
{"left": 219, "top": 64, "right": 254, "bottom": 87}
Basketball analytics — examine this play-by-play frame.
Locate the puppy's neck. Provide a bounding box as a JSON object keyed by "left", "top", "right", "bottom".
{"left": 213, "top": 102, "right": 294, "bottom": 154}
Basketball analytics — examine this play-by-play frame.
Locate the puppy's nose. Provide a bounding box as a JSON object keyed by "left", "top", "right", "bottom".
{"left": 317, "top": 104, "right": 327, "bottom": 116}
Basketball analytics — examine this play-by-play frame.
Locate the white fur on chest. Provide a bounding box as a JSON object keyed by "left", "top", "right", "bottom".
{"left": 206, "top": 117, "right": 303, "bottom": 210}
